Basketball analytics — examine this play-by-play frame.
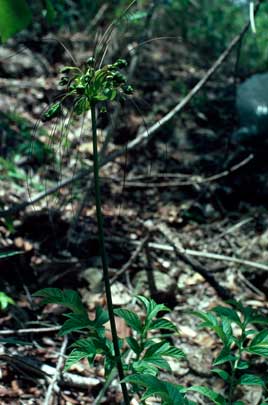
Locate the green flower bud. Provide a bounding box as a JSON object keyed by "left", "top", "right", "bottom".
{"left": 42, "top": 102, "right": 62, "bottom": 121}
{"left": 86, "top": 56, "right": 96, "bottom": 67}
{"left": 100, "top": 106, "right": 107, "bottom": 114}
{"left": 122, "top": 84, "right": 134, "bottom": 95}
{"left": 114, "top": 59, "right": 128, "bottom": 69}
{"left": 112, "top": 71, "right": 126, "bottom": 85}
{"left": 83, "top": 74, "right": 92, "bottom": 84}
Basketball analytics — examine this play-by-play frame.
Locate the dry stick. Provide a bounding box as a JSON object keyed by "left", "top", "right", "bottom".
{"left": 0, "top": 354, "right": 100, "bottom": 389}
{"left": 140, "top": 240, "right": 268, "bottom": 273}
{"left": 114, "top": 154, "right": 254, "bottom": 188}
{"left": 145, "top": 240, "right": 157, "bottom": 296}
{"left": 43, "top": 336, "right": 68, "bottom": 405}
{"left": 87, "top": 3, "right": 109, "bottom": 32}
{"left": 110, "top": 234, "right": 149, "bottom": 285}
{"left": 0, "top": 0, "right": 263, "bottom": 218}
{"left": 157, "top": 223, "right": 234, "bottom": 301}
{"left": 213, "top": 217, "right": 253, "bottom": 241}
{"left": 0, "top": 326, "right": 61, "bottom": 335}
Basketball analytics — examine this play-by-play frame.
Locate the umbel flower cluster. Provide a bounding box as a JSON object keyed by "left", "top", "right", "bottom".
{"left": 43, "top": 57, "right": 134, "bottom": 121}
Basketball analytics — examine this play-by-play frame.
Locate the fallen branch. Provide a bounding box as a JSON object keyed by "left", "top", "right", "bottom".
{"left": 113, "top": 154, "right": 254, "bottom": 188}
{"left": 0, "top": 354, "right": 101, "bottom": 389}
{"left": 0, "top": 326, "right": 61, "bottom": 335}
{"left": 44, "top": 336, "right": 68, "bottom": 405}
{"left": 110, "top": 234, "right": 150, "bottom": 284}
{"left": 144, "top": 239, "right": 268, "bottom": 273}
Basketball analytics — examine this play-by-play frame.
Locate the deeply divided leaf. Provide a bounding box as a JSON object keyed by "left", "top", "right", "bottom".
{"left": 246, "top": 329, "right": 268, "bottom": 356}
{"left": 186, "top": 386, "right": 227, "bottom": 405}
{"left": 124, "top": 374, "right": 187, "bottom": 404}
{"left": 33, "top": 288, "right": 86, "bottom": 314}
{"left": 114, "top": 308, "right": 142, "bottom": 333}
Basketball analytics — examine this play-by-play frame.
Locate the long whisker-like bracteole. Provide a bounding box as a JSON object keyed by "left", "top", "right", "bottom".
{"left": 95, "top": 0, "right": 137, "bottom": 68}
{"left": 127, "top": 36, "right": 181, "bottom": 55}
{"left": 128, "top": 96, "right": 154, "bottom": 177}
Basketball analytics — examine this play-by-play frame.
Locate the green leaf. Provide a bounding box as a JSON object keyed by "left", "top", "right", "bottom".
{"left": 132, "top": 360, "right": 158, "bottom": 376}
{"left": 134, "top": 357, "right": 171, "bottom": 373}
{"left": 44, "top": 0, "right": 56, "bottom": 24}
{"left": 192, "top": 310, "right": 218, "bottom": 328}
{"left": 148, "top": 318, "right": 177, "bottom": 332}
{"left": 126, "top": 337, "right": 141, "bottom": 355}
{"left": 0, "top": 0, "right": 32, "bottom": 42}
{"left": 0, "top": 292, "right": 14, "bottom": 310}
{"left": 94, "top": 306, "right": 109, "bottom": 327}
{"left": 65, "top": 349, "right": 89, "bottom": 370}
{"left": 0, "top": 338, "right": 31, "bottom": 346}
{"left": 220, "top": 316, "right": 233, "bottom": 345}
{"left": 60, "top": 66, "right": 80, "bottom": 74}
{"left": 33, "top": 288, "right": 86, "bottom": 314}
{"left": 236, "top": 360, "right": 249, "bottom": 370}
{"left": 59, "top": 312, "right": 91, "bottom": 336}
{"left": 246, "top": 329, "right": 268, "bottom": 356}
{"left": 128, "top": 10, "right": 148, "bottom": 21}
{"left": 237, "top": 373, "right": 265, "bottom": 386}
{"left": 136, "top": 296, "right": 170, "bottom": 329}
{"left": 144, "top": 341, "right": 184, "bottom": 360}
{"left": 104, "top": 353, "right": 116, "bottom": 376}
{"left": 213, "top": 346, "right": 236, "bottom": 366}
{"left": 65, "top": 338, "right": 97, "bottom": 370}
{"left": 114, "top": 308, "right": 142, "bottom": 333}
{"left": 59, "top": 306, "right": 108, "bottom": 336}
{"left": 212, "top": 368, "right": 230, "bottom": 382}
{"left": 124, "top": 374, "right": 186, "bottom": 404}
{"left": 186, "top": 386, "right": 227, "bottom": 405}
{"left": 213, "top": 306, "right": 241, "bottom": 326}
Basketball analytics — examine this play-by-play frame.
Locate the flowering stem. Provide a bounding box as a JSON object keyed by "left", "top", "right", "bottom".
{"left": 91, "top": 103, "right": 130, "bottom": 405}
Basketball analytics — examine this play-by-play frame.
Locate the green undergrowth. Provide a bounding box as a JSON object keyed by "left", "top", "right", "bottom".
{"left": 32, "top": 288, "right": 268, "bottom": 405}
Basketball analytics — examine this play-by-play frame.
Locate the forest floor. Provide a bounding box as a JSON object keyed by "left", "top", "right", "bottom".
{"left": 0, "top": 22, "right": 268, "bottom": 405}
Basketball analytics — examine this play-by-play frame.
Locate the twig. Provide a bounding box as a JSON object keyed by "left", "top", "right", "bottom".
{"left": 0, "top": 326, "right": 61, "bottom": 336}
{"left": 114, "top": 154, "right": 254, "bottom": 188}
{"left": 0, "top": 0, "right": 263, "bottom": 217}
{"left": 87, "top": 4, "right": 108, "bottom": 32}
{"left": 93, "top": 367, "right": 117, "bottom": 405}
{"left": 0, "top": 354, "right": 101, "bottom": 389}
{"left": 44, "top": 336, "right": 68, "bottom": 405}
{"left": 214, "top": 217, "right": 253, "bottom": 241}
{"left": 238, "top": 272, "right": 265, "bottom": 297}
{"left": 145, "top": 240, "right": 157, "bottom": 296}
{"left": 156, "top": 223, "right": 233, "bottom": 301}
{"left": 110, "top": 234, "right": 150, "bottom": 284}
{"left": 142, "top": 240, "right": 268, "bottom": 273}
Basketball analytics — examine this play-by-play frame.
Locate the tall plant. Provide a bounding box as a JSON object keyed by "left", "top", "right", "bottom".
{"left": 38, "top": 55, "right": 133, "bottom": 404}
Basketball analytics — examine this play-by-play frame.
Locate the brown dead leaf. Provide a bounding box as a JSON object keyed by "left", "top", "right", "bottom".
{"left": 105, "top": 316, "right": 130, "bottom": 340}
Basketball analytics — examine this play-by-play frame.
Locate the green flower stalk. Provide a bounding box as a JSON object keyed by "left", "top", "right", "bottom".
{"left": 43, "top": 56, "right": 133, "bottom": 404}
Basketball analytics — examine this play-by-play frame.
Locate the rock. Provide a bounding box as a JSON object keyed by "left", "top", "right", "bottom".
{"left": 232, "top": 73, "right": 268, "bottom": 146}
